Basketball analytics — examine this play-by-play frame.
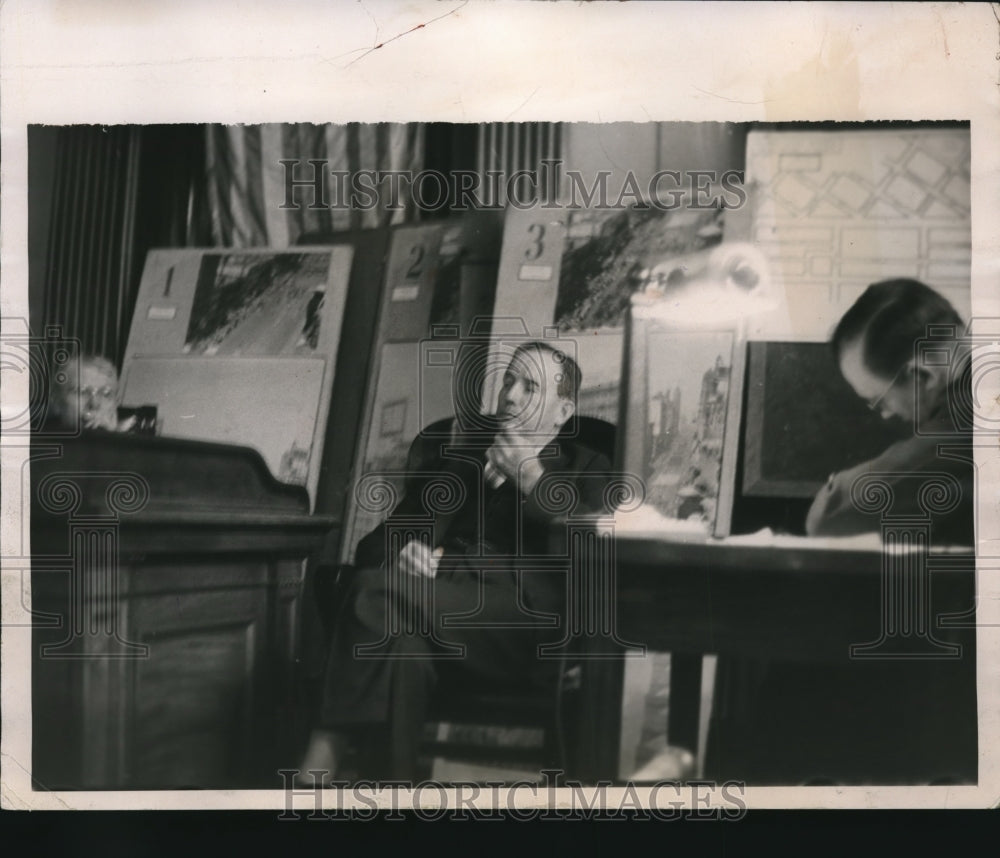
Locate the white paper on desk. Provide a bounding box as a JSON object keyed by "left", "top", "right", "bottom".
{"left": 717, "top": 528, "right": 885, "bottom": 551}
{"left": 612, "top": 503, "right": 712, "bottom": 541}
{"left": 611, "top": 507, "right": 887, "bottom": 550}
{"left": 716, "top": 531, "right": 977, "bottom": 553}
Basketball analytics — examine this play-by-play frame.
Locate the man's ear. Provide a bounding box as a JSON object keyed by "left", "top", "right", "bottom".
{"left": 557, "top": 398, "right": 576, "bottom": 427}
{"left": 908, "top": 357, "right": 947, "bottom": 399}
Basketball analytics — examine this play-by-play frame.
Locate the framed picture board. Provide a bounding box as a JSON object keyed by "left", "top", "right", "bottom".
{"left": 741, "top": 341, "right": 907, "bottom": 498}
{"left": 120, "top": 246, "right": 353, "bottom": 504}
{"left": 620, "top": 292, "right": 747, "bottom": 539}
{"left": 339, "top": 212, "right": 503, "bottom": 562}
{"left": 486, "top": 203, "right": 726, "bottom": 426}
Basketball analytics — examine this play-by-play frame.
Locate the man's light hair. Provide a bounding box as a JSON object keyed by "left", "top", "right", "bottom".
{"left": 48, "top": 353, "right": 119, "bottom": 422}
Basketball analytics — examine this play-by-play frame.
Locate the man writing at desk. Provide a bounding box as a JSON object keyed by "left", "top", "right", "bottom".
{"left": 806, "top": 278, "right": 974, "bottom": 544}
{"left": 300, "top": 341, "right": 613, "bottom": 780}
{"left": 736, "top": 279, "right": 976, "bottom": 785}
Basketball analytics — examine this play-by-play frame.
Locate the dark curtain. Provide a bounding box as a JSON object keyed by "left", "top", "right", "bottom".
{"left": 28, "top": 124, "right": 210, "bottom": 366}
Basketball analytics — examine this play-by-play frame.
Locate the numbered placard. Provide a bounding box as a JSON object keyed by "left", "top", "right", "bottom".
{"left": 340, "top": 214, "right": 503, "bottom": 562}
{"left": 488, "top": 204, "right": 725, "bottom": 427}
{"left": 120, "top": 246, "right": 353, "bottom": 505}
{"left": 378, "top": 224, "right": 445, "bottom": 340}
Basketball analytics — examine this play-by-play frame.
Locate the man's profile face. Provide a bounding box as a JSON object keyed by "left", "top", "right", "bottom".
{"left": 838, "top": 337, "right": 915, "bottom": 423}
{"left": 495, "top": 346, "right": 574, "bottom": 437}
{"left": 60, "top": 360, "right": 119, "bottom": 430}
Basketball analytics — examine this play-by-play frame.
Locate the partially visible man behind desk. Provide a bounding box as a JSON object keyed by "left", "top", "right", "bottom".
{"left": 301, "top": 340, "right": 614, "bottom": 780}
{"left": 724, "top": 279, "right": 977, "bottom": 785}
{"left": 46, "top": 354, "right": 129, "bottom": 433}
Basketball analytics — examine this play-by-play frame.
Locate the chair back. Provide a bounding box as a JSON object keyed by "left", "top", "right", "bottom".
{"left": 563, "top": 415, "right": 616, "bottom": 463}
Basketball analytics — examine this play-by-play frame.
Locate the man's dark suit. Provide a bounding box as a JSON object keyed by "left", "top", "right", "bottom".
{"left": 319, "top": 418, "right": 613, "bottom": 777}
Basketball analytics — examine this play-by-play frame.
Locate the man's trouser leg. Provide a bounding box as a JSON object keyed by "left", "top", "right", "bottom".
{"left": 320, "top": 563, "right": 552, "bottom": 778}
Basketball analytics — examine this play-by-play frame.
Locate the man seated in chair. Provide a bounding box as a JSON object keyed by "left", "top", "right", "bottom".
{"left": 300, "top": 340, "right": 614, "bottom": 781}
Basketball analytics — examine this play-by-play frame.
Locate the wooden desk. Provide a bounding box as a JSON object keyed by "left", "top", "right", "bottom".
{"left": 572, "top": 530, "right": 978, "bottom": 784}
{"left": 30, "top": 432, "right": 335, "bottom": 790}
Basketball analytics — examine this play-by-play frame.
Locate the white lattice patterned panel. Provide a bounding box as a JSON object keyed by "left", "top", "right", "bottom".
{"left": 746, "top": 128, "right": 971, "bottom": 341}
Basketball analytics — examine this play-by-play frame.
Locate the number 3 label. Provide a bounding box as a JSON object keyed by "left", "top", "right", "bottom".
{"left": 524, "top": 223, "right": 545, "bottom": 261}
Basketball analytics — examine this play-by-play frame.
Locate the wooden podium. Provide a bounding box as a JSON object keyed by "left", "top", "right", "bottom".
{"left": 30, "top": 431, "right": 335, "bottom": 790}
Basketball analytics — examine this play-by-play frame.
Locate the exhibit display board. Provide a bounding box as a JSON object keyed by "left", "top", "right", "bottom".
{"left": 744, "top": 126, "right": 971, "bottom": 341}
{"left": 742, "top": 341, "right": 907, "bottom": 498}
{"left": 488, "top": 204, "right": 727, "bottom": 427}
{"left": 620, "top": 291, "right": 747, "bottom": 538}
{"left": 120, "top": 246, "right": 353, "bottom": 504}
{"left": 340, "top": 213, "right": 502, "bottom": 561}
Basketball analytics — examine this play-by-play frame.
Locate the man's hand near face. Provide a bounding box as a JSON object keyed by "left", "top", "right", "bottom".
{"left": 486, "top": 430, "right": 546, "bottom": 495}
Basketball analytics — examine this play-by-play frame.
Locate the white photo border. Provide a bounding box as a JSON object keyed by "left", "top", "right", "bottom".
{"left": 2, "top": 0, "right": 998, "bottom": 811}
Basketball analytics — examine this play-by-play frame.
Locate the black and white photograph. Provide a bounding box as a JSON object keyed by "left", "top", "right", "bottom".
{"left": 1, "top": 0, "right": 998, "bottom": 817}
{"left": 183, "top": 251, "right": 333, "bottom": 356}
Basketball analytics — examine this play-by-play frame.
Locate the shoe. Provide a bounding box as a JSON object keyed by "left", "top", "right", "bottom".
{"left": 295, "top": 729, "right": 340, "bottom": 787}
{"left": 630, "top": 744, "right": 696, "bottom": 782}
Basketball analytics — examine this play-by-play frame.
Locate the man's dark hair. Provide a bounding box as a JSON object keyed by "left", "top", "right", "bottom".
{"left": 831, "top": 278, "right": 964, "bottom": 378}
{"left": 512, "top": 340, "right": 581, "bottom": 404}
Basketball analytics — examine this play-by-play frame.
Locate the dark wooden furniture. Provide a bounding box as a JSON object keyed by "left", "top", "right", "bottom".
{"left": 572, "top": 529, "right": 978, "bottom": 785}
{"left": 30, "top": 431, "right": 335, "bottom": 790}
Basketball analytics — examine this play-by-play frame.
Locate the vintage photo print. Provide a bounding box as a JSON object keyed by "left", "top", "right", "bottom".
{"left": 1, "top": 1, "right": 998, "bottom": 814}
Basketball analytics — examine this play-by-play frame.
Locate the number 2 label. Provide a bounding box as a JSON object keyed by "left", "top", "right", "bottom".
{"left": 405, "top": 245, "right": 425, "bottom": 279}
